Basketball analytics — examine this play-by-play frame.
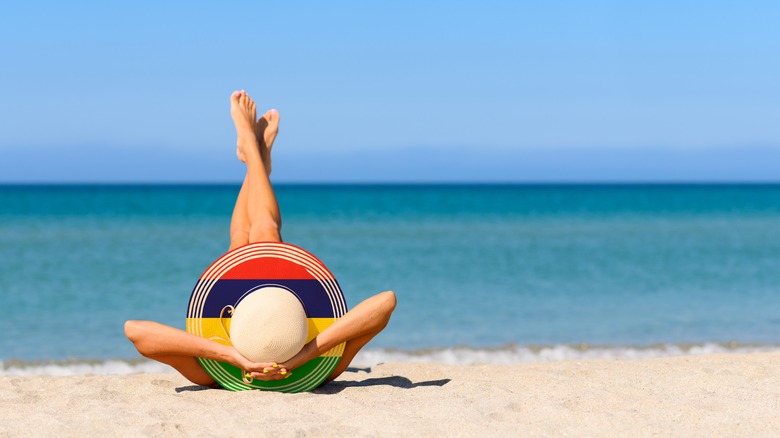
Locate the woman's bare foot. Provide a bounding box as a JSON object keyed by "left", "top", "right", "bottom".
{"left": 255, "top": 109, "right": 280, "bottom": 175}
{"left": 230, "top": 90, "right": 261, "bottom": 164}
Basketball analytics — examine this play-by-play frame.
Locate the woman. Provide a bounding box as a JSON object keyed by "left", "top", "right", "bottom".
{"left": 124, "top": 90, "right": 396, "bottom": 386}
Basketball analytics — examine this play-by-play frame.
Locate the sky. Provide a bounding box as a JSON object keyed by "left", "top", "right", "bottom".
{"left": 1, "top": 1, "right": 779, "bottom": 182}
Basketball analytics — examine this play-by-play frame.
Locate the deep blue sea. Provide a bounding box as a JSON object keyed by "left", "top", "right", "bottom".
{"left": 2, "top": 184, "right": 780, "bottom": 374}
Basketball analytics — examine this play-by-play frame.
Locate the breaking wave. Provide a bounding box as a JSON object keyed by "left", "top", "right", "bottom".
{"left": 3, "top": 342, "right": 779, "bottom": 376}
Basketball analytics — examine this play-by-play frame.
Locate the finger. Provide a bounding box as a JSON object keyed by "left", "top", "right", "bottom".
{"left": 250, "top": 372, "right": 285, "bottom": 381}
{"left": 250, "top": 372, "right": 273, "bottom": 380}
{"left": 250, "top": 368, "right": 277, "bottom": 379}
{"left": 245, "top": 362, "right": 275, "bottom": 372}
{"left": 254, "top": 362, "right": 277, "bottom": 369}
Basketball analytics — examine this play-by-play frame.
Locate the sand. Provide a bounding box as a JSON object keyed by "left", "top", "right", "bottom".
{"left": 2, "top": 352, "right": 779, "bottom": 437}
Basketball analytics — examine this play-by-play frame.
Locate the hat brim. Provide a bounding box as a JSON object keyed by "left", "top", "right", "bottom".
{"left": 186, "top": 242, "right": 348, "bottom": 392}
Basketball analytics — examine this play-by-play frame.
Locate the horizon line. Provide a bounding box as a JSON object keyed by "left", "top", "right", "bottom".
{"left": 2, "top": 181, "right": 780, "bottom": 186}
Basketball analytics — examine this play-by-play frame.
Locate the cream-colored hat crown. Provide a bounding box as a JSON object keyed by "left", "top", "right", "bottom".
{"left": 229, "top": 287, "right": 308, "bottom": 363}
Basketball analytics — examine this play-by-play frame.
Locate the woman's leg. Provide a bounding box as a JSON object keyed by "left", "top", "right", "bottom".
{"left": 229, "top": 174, "right": 251, "bottom": 250}
{"left": 229, "top": 93, "right": 397, "bottom": 381}
{"left": 319, "top": 290, "right": 397, "bottom": 381}
{"left": 125, "top": 290, "right": 397, "bottom": 386}
{"left": 124, "top": 320, "right": 262, "bottom": 386}
{"left": 230, "top": 91, "right": 283, "bottom": 246}
{"left": 229, "top": 107, "right": 280, "bottom": 250}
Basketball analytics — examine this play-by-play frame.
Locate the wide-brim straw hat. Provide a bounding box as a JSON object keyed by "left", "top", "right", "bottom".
{"left": 186, "top": 242, "right": 347, "bottom": 392}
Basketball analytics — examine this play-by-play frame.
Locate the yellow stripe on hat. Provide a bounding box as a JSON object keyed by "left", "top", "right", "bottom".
{"left": 188, "top": 317, "right": 339, "bottom": 356}
{"left": 306, "top": 317, "right": 336, "bottom": 342}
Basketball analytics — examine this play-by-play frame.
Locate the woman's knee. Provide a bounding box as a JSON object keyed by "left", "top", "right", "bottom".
{"left": 249, "top": 219, "right": 281, "bottom": 243}
{"left": 124, "top": 320, "right": 153, "bottom": 346}
{"left": 378, "top": 290, "right": 397, "bottom": 314}
{"left": 124, "top": 320, "right": 141, "bottom": 342}
{"left": 370, "top": 291, "right": 396, "bottom": 331}
{"left": 230, "top": 230, "right": 250, "bottom": 250}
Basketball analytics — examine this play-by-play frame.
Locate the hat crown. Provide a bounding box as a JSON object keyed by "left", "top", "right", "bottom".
{"left": 229, "top": 287, "right": 308, "bottom": 363}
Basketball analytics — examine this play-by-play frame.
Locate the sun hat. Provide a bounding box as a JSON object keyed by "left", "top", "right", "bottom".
{"left": 186, "top": 242, "right": 347, "bottom": 392}
{"left": 228, "top": 286, "right": 309, "bottom": 363}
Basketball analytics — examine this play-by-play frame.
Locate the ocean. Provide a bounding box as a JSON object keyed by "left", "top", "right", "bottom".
{"left": 1, "top": 184, "right": 780, "bottom": 375}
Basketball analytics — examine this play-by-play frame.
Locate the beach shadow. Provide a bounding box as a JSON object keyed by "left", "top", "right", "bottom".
{"left": 175, "top": 384, "right": 219, "bottom": 393}
{"left": 313, "top": 376, "right": 451, "bottom": 395}
{"left": 173, "top": 368, "right": 449, "bottom": 394}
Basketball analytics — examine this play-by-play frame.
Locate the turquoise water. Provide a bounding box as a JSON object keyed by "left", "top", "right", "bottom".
{"left": 1, "top": 184, "right": 780, "bottom": 369}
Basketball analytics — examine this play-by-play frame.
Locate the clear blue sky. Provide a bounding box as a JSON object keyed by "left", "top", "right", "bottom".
{"left": 1, "top": 1, "right": 779, "bottom": 182}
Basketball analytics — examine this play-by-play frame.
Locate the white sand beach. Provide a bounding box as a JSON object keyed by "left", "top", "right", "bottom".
{"left": 2, "top": 352, "right": 779, "bottom": 437}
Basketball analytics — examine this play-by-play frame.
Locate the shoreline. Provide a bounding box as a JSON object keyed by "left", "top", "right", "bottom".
{"left": 3, "top": 342, "right": 780, "bottom": 377}
{"left": 2, "top": 351, "right": 779, "bottom": 435}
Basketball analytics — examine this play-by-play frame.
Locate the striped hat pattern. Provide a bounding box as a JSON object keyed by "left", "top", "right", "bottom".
{"left": 186, "top": 242, "right": 347, "bottom": 392}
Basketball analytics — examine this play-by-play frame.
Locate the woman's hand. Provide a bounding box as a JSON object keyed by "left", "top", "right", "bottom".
{"left": 246, "top": 362, "right": 292, "bottom": 381}
{"left": 226, "top": 347, "right": 291, "bottom": 381}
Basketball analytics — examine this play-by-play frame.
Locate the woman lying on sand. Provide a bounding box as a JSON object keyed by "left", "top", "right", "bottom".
{"left": 124, "top": 90, "right": 396, "bottom": 387}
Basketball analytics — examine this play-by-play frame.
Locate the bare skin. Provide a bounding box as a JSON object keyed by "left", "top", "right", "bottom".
{"left": 258, "top": 109, "right": 279, "bottom": 174}
{"left": 125, "top": 90, "right": 396, "bottom": 386}
{"left": 236, "top": 104, "right": 279, "bottom": 175}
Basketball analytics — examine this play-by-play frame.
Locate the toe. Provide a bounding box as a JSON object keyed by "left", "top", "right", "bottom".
{"left": 230, "top": 90, "right": 241, "bottom": 105}
{"left": 264, "top": 109, "right": 279, "bottom": 125}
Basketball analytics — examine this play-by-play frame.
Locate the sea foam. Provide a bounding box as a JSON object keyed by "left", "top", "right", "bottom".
{"left": 2, "top": 343, "right": 778, "bottom": 376}
{"left": 349, "top": 343, "right": 780, "bottom": 367}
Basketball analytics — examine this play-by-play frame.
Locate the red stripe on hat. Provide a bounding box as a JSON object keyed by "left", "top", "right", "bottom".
{"left": 215, "top": 256, "right": 316, "bottom": 280}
